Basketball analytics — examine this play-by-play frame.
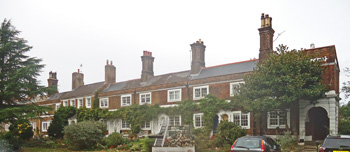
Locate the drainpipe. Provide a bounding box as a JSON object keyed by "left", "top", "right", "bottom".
{"left": 133, "top": 89, "right": 137, "bottom": 105}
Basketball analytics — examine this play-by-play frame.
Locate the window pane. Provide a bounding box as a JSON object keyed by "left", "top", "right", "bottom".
{"left": 169, "top": 91, "right": 174, "bottom": 100}
{"left": 195, "top": 89, "right": 200, "bottom": 98}
{"left": 233, "top": 114, "right": 240, "bottom": 125}
{"left": 195, "top": 115, "right": 201, "bottom": 127}
{"left": 241, "top": 114, "right": 248, "bottom": 126}
{"left": 202, "top": 88, "right": 207, "bottom": 97}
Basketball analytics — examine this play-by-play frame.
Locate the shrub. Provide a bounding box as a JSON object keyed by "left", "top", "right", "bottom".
{"left": 48, "top": 106, "right": 76, "bottom": 139}
{"left": 103, "top": 132, "right": 123, "bottom": 148}
{"left": 216, "top": 120, "right": 246, "bottom": 147}
{"left": 63, "top": 120, "right": 106, "bottom": 150}
{"left": 276, "top": 131, "right": 298, "bottom": 152}
{"left": 140, "top": 137, "right": 154, "bottom": 152}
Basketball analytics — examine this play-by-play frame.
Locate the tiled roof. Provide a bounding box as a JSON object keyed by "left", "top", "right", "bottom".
{"left": 191, "top": 59, "right": 258, "bottom": 80}
{"left": 104, "top": 59, "right": 258, "bottom": 92}
{"left": 61, "top": 81, "right": 105, "bottom": 99}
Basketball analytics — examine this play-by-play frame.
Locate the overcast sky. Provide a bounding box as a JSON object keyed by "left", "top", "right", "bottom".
{"left": 1, "top": 0, "right": 350, "bottom": 104}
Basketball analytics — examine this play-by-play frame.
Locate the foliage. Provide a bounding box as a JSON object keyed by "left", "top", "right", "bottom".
{"left": 63, "top": 120, "right": 106, "bottom": 150}
{"left": 48, "top": 106, "right": 76, "bottom": 138}
{"left": 0, "top": 19, "right": 56, "bottom": 106}
{"left": 102, "top": 132, "right": 123, "bottom": 148}
{"left": 9, "top": 119, "right": 33, "bottom": 140}
{"left": 93, "top": 91, "right": 100, "bottom": 109}
{"left": 76, "top": 107, "right": 106, "bottom": 122}
{"left": 0, "top": 139, "right": 12, "bottom": 152}
{"left": 233, "top": 44, "right": 326, "bottom": 113}
{"left": 339, "top": 103, "right": 350, "bottom": 134}
{"left": 24, "top": 137, "right": 64, "bottom": 149}
{"left": 215, "top": 120, "right": 246, "bottom": 147}
{"left": 276, "top": 131, "right": 298, "bottom": 151}
{"left": 140, "top": 137, "right": 154, "bottom": 152}
{"left": 192, "top": 128, "right": 216, "bottom": 152}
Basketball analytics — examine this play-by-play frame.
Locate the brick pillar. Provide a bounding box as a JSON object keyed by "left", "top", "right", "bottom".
{"left": 141, "top": 51, "right": 154, "bottom": 82}
{"left": 105, "top": 60, "right": 116, "bottom": 84}
{"left": 72, "top": 69, "right": 84, "bottom": 90}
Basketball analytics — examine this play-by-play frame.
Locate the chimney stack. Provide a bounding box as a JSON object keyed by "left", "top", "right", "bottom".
{"left": 190, "top": 39, "right": 206, "bottom": 74}
{"left": 259, "top": 13, "right": 275, "bottom": 62}
{"left": 72, "top": 69, "right": 84, "bottom": 90}
{"left": 105, "top": 60, "right": 116, "bottom": 84}
{"left": 48, "top": 71, "right": 58, "bottom": 94}
{"left": 141, "top": 51, "right": 154, "bottom": 82}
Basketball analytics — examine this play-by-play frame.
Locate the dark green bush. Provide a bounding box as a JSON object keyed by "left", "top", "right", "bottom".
{"left": 48, "top": 106, "right": 76, "bottom": 139}
{"left": 216, "top": 120, "right": 246, "bottom": 147}
{"left": 63, "top": 120, "right": 106, "bottom": 150}
{"left": 102, "top": 132, "right": 123, "bottom": 148}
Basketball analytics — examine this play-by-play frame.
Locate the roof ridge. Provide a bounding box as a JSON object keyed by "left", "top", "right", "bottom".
{"left": 204, "top": 59, "right": 259, "bottom": 69}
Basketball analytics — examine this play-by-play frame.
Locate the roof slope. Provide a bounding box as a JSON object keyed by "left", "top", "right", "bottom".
{"left": 61, "top": 81, "right": 105, "bottom": 99}
{"left": 104, "top": 59, "right": 258, "bottom": 93}
{"left": 191, "top": 59, "right": 258, "bottom": 80}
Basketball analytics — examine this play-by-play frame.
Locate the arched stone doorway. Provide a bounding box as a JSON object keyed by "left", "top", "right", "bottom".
{"left": 305, "top": 107, "right": 329, "bottom": 140}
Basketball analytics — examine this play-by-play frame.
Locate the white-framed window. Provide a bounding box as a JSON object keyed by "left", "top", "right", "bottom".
{"left": 85, "top": 97, "right": 91, "bottom": 108}
{"left": 121, "top": 94, "right": 132, "bottom": 107}
{"left": 55, "top": 103, "right": 61, "bottom": 111}
{"left": 99, "top": 98, "right": 109, "bottom": 108}
{"left": 70, "top": 99, "right": 75, "bottom": 107}
{"left": 267, "top": 110, "right": 290, "bottom": 129}
{"left": 169, "top": 116, "right": 181, "bottom": 127}
{"left": 230, "top": 82, "right": 244, "bottom": 96}
{"left": 42, "top": 121, "right": 51, "bottom": 132}
{"left": 77, "top": 98, "right": 83, "bottom": 108}
{"left": 168, "top": 89, "right": 182, "bottom": 102}
{"left": 30, "top": 122, "right": 36, "bottom": 131}
{"left": 193, "top": 113, "right": 204, "bottom": 128}
{"left": 232, "top": 111, "right": 250, "bottom": 129}
{"left": 4, "top": 124, "right": 10, "bottom": 131}
{"left": 121, "top": 119, "right": 130, "bottom": 129}
{"left": 140, "top": 93, "right": 151, "bottom": 105}
{"left": 193, "top": 86, "right": 209, "bottom": 100}
{"left": 141, "top": 121, "right": 151, "bottom": 130}
{"left": 63, "top": 100, "right": 68, "bottom": 107}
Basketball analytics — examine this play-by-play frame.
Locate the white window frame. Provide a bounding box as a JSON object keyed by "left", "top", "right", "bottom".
{"left": 85, "top": 97, "right": 91, "bottom": 108}
{"left": 169, "top": 116, "right": 181, "bottom": 127}
{"left": 193, "top": 86, "right": 209, "bottom": 100}
{"left": 99, "top": 98, "right": 109, "bottom": 108}
{"left": 193, "top": 113, "right": 204, "bottom": 129}
{"left": 63, "top": 100, "right": 68, "bottom": 107}
{"left": 55, "top": 103, "right": 61, "bottom": 111}
{"left": 30, "top": 122, "right": 36, "bottom": 131}
{"left": 70, "top": 99, "right": 76, "bottom": 107}
{"left": 141, "top": 121, "right": 151, "bottom": 130}
{"left": 4, "top": 123, "right": 10, "bottom": 131}
{"left": 77, "top": 98, "right": 83, "bottom": 108}
{"left": 140, "top": 92, "right": 151, "bottom": 105}
{"left": 121, "top": 94, "right": 132, "bottom": 107}
{"left": 42, "top": 121, "right": 51, "bottom": 132}
{"left": 167, "top": 89, "right": 182, "bottom": 102}
{"left": 232, "top": 111, "right": 250, "bottom": 129}
{"left": 267, "top": 110, "right": 290, "bottom": 129}
{"left": 230, "top": 82, "right": 244, "bottom": 97}
{"left": 121, "top": 119, "right": 131, "bottom": 130}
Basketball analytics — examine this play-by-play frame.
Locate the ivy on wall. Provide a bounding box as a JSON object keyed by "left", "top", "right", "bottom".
{"left": 75, "top": 95, "right": 237, "bottom": 134}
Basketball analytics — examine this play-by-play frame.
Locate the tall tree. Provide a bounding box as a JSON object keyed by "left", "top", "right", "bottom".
{"left": 0, "top": 19, "right": 55, "bottom": 107}
{"left": 232, "top": 44, "right": 327, "bottom": 133}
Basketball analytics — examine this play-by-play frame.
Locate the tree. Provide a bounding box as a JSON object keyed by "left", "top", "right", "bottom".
{"left": 233, "top": 44, "right": 327, "bottom": 133}
{"left": 48, "top": 106, "right": 76, "bottom": 138}
{"left": 0, "top": 19, "right": 56, "bottom": 107}
{"left": 0, "top": 19, "right": 55, "bottom": 149}
{"left": 342, "top": 67, "right": 350, "bottom": 104}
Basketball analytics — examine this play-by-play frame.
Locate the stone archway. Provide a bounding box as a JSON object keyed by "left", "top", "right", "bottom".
{"left": 305, "top": 107, "right": 329, "bottom": 140}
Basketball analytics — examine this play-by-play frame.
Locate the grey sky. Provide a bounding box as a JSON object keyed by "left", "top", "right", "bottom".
{"left": 1, "top": 0, "right": 349, "bottom": 104}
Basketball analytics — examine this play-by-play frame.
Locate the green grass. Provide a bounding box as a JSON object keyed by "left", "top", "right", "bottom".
{"left": 23, "top": 147, "right": 71, "bottom": 152}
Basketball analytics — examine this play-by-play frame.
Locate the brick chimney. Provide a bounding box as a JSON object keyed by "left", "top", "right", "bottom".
{"left": 72, "top": 69, "right": 84, "bottom": 90}
{"left": 47, "top": 71, "right": 58, "bottom": 93}
{"left": 141, "top": 51, "right": 154, "bottom": 82}
{"left": 105, "top": 60, "right": 116, "bottom": 84}
{"left": 258, "top": 13, "right": 275, "bottom": 62}
{"left": 190, "top": 39, "right": 206, "bottom": 74}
